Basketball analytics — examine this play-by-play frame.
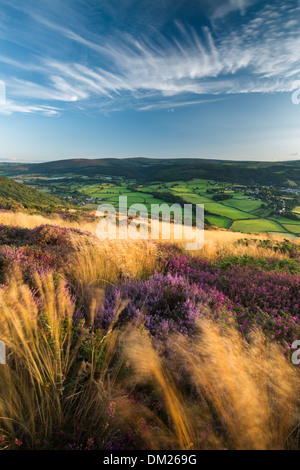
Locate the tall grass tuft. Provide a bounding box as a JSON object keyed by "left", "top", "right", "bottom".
{"left": 0, "top": 271, "right": 126, "bottom": 448}
{"left": 0, "top": 272, "right": 75, "bottom": 444}
{"left": 175, "top": 320, "right": 300, "bottom": 450}
{"left": 123, "top": 320, "right": 300, "bottom": 450}
{"left": 69, "top": 236, "right": 158, "bottom": 289}
{"left": 0, "top": 212, "right": 299, "bottom": 450}
{"left": 0, "top": 270, "right": 298, "bottom": 449}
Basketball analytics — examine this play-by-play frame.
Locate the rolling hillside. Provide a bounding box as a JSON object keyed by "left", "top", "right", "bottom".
{"left": 1, "top": 158, "right": 299, "bottom": 187}
{"left": 0, "top": 175, "right": 64, "bottom": 206}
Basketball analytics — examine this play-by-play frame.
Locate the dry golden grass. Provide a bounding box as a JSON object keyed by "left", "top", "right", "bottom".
{"left": 124, "top": 327, "right": 194, "bottom": 450}
{"left": 0, "top": 268, "right": 298, "bottom": 449}
{"left": 69, "top": 236, "right": 159, "bottom": 289}
{"left": 0, "top": 272, "right": 75, "bottom": 443}
{"left": 0, "top": 210, "right": 298, "bottom": 265}
{"left": 120, "top": 319, "right": 300, "bottom": 450}
{"left": 0, "top": 212, "right": 299, "bottom": 449}
{"left": 0, "top": 210, "right": 96, "bottom": 233}
{"left": 0, "top": 211, "right": 69, "bottom": 229}
{"left": 175, "top": 320, "right": 300, "bottom": 450}
{"left": 0, "top": 271, "right": 127, "bottom": 447}
{"left": 177, "top": 231, "right": 290, "bottom": 262}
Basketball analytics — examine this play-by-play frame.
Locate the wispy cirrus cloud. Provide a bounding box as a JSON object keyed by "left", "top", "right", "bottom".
{"left": 210, "top": 0, "right": 258, "bottom": 18}
{"left": 137, "top": 98, "right": 223, "bottom": 111}
{"left": 0, "top": 100, "right": 61, "bottom": 116}
{"left": 0, "top": 0, "right": 299, "bottom": 115}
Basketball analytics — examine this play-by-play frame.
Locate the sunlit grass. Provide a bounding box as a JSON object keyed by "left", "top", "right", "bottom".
{"left": 0, "top": 271, "right": 298, "bottom": 449}
{"left": 0, "top": 213, "right": 299, "bottom": 449}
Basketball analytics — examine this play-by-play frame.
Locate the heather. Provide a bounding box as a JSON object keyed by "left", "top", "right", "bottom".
{"left": 0, "top": 273, "right": 298, "bottom": 450}
{"left": 0, "top": 223, "right": 89, "bottom": 247}
{"left": 0, "top": 218, "right": 299, "bottom": 450}
{"left": 165, "top": 254, "right": 300, "bottom": 345}
{"left": 0, "top": 224, "right": 93, "bottom": 283}
{"left": 55, "top": 210, "right": 98, "bottom": 223}
{"left": 100, "top": 273, "right": 233, "bottom": 337}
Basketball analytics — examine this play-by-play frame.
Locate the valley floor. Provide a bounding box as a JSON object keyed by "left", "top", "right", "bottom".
{"left": 12, "top": 175, "right": 300, "bottom": 239}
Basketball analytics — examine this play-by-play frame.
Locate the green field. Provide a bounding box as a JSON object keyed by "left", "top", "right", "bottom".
{"left": 222, "top": 198, "right": 263, "bottom": 212}
{"left": 18, "top": 175, "right": 300, "bottom": 238}
{"left": 205, "top": 215, "right": 232, "bottom": 229}
{"left": 268, "top": 232, "right": 299, "bottom": 240}
{"left": 231, "top": 219, "right": 286, "bottom": 234}
{"left": 178, "top": 194, "right": 212, "bottom": 204}
{"left": 170, "top": 186, "right": 190, "bottom": 193}
{"left": 204, "top": 203, "right": 257, "bottom": 220}
{"left": 282, "top": 224, "right": 300, "bottom": 235}
{"left": 270, "top": 216, "right": 300, "bottom": 224}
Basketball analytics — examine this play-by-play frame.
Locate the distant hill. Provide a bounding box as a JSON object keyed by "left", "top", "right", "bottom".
{"left": 0, "top": 175, "right": 64, "bottom": 206}
{"left": 0, "top": 158, "right": 299, "bottom": 187}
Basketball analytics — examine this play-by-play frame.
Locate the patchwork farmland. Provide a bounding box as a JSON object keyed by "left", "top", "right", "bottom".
{"left": 23, "top": 176, "right": 300, "bottom": 239}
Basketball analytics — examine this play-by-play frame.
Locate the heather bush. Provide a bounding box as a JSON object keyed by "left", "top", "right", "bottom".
{"left": 101, "top": 273, "right": 233, "bottom": 337}
{"left": 0, "top": 245, "right": 66, "bottom": 283}
{"left": 0, "top": 217, "right": 299, "bottom": 450}
{"left": 0, "top": 223, "right": 89, "bottom": 248}
{"left": 28, "top": 224, "right": 90, "bottom": 247}
{"left": 0, "top": 224, "right": 32, "bottom": 246}
{"left": 0, "top": 224, "right": 94, "bottom": 284}
{"left": 217, "top": 254, "right": 300, "bottom": 274}
{"left": 165, "top": 255, "right": 300, "bottom": 344}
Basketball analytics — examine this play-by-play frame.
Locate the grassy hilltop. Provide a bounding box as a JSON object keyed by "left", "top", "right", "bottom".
{"left": 0, "top": 175, "right": 64, "bottom": 210}
{"left": 1, "top": 158, "right": 300, "bottom": 186}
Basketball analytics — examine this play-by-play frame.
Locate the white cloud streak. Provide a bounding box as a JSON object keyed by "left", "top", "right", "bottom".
{"left": 211, "top": 0, "right": 257, "bottom": 19}
{"left": 1, "top": 0, "right": 300, "bottom": 114}
{"left": 0, "top": 100, "right": 61, "bottom": 116}
{"left": 138, "top": 98, "right": 223, "bottom": 111}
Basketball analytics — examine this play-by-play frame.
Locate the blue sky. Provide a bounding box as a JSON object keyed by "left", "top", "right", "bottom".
{"left": 0, "top": 0, "right": 300, "bottom": 162}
